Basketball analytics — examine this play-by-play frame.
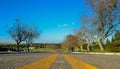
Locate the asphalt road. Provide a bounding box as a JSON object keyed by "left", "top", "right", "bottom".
{"left": 0, "top": 52, "right": 119, "bottom": 69}
{"left": 69, "top": 53, "right": 120, "bottom": 69}
{"left": 0, "top": 52, "right": 52, "bottom": 69}
{"left": 49, "top": 54, "right": 72, "bottom": 69}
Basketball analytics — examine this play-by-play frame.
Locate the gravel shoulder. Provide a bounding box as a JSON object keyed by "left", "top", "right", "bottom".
{"left": 69, "top": 53, "right": 120, "bottom": 69}
{"left": 0, "top": 53, "right": 52, "bottom": 69}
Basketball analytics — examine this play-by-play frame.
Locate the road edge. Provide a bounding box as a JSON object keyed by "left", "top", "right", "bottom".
{"left": 72, "top": 52, "right": 120, "bottom": 55}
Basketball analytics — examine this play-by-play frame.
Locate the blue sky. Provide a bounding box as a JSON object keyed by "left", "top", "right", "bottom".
{"left": 0, "top": 0, "right": 90, "bottom": 43}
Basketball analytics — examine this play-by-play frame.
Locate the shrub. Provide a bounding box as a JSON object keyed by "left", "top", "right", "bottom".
{"left": 106, "top": 41, "right": 120, "bottom": 52}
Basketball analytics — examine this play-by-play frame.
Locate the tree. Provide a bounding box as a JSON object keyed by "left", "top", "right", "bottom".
{"left": 64, "top": 35, "right": 78, "bottom": 52}
{"left": 114, "top": 30, "right": 120, "bottom": 41}
{"left": 25, "top": 25, "right": 40, "bottom": 52}
{"left": 79, "top": 15, "right": 98, "bottom": 51}
{"left": 8, "top": 19, "right": 27, "bottom": 51}
{"left": 87, "top": 0, "right": 120, "bottom": 51}
{"left": 106, "top": 38, "right": 111, "bottom": 45}
{"left": 61, "top": 41, "right": 69, "bottom": 52}
{"left": 75, "top": 31, "right": 86, "bottom": 51}
{"left": 105, "top": 38, "right": 111, "bottom": 51}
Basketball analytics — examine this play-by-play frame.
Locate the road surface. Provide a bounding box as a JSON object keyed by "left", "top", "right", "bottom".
{"left": 0, "top": 52, "right": 119, "bottom": 69}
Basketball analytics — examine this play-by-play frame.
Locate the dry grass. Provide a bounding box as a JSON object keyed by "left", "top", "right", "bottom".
{"left": 19, "top": 54, "right": 58, "bottom": 69}
{"left": 63, "top": 54, "right": 99, "bottom": 69}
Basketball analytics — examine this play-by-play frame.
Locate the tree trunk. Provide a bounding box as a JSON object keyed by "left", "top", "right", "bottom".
{"left": 87, "top": 44, "right": 90, "bottom": 51}
{"left": 16, "top": 42, "right": 20, "bottom": 51}
{"left": 27, "top": 43, "right": 31, "bottom": 52}
{"left": 97, "top": 36, "right": 104, "bottom": 51}
{"left": 80, "top": 45, "right": 83, "bottom": 51}
{"left": 27, "top": 45, "right": 30, "bottom": 52}
{"left": 71, "top": 47, "right": 74, "bottom": 52}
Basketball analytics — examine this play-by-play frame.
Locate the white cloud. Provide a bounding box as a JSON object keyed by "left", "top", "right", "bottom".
{"left": 57, "top": 22, "right": 75, "bottom": 28}
{"left": 63, "top": 24, "right": 68, "bottom": 26}
{"left": 58, "top": 24, "right": 68, "bottom": 27}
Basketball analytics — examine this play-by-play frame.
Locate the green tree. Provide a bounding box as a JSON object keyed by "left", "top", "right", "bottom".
{"left": 114, "top": 31, "right": 120, "bottom": 41}
{"left": 106, "top": 31, "right": 120, "bottom": 52}
{"left": 106, "top": 38, "right": 111, "bottom": 45}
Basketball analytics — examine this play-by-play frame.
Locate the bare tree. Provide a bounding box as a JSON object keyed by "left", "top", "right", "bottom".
{"left": 64, "top": 35, "right": 78, "bottom": 52}
{"left": 75, "top": 31, "right": 86, "bottom": 51}
{"left": 87, "top": 0, "right": 120, "bottom": 51}
{"left": 79, "top": 15, "right": 98, "bottom": 51}
{"left": 8, "top": 19, "right": 27, "bottom": 51}
{"left": 25, "top": 25, "right": 40, "bottom": 52}
{"left": 61, "top": 41, "right": 69, "bottom": 52}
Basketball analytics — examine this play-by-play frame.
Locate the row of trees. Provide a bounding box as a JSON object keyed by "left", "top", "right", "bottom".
{"left": 62, "top": 0, "right": 120, "bottom": 52}
{"left": 8, "top": 19, "right": 40, "bottom": 52}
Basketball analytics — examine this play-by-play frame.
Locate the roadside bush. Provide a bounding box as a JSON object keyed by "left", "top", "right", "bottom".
{"left": 106, "top": 41, "right": 120, "bottom": 52}
{"left": 0, "top": 47, "right": 8, "bottom": 51}
{"left": 90, "top": 45, "right": 101, "bottom": 52}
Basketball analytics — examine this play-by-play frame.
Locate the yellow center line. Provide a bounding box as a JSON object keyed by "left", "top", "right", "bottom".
{"left": 63, "top": 54, "right": 99, "bottom": 69}
{"left": 19, "top": 54, "right": 58, "bottom": 69}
